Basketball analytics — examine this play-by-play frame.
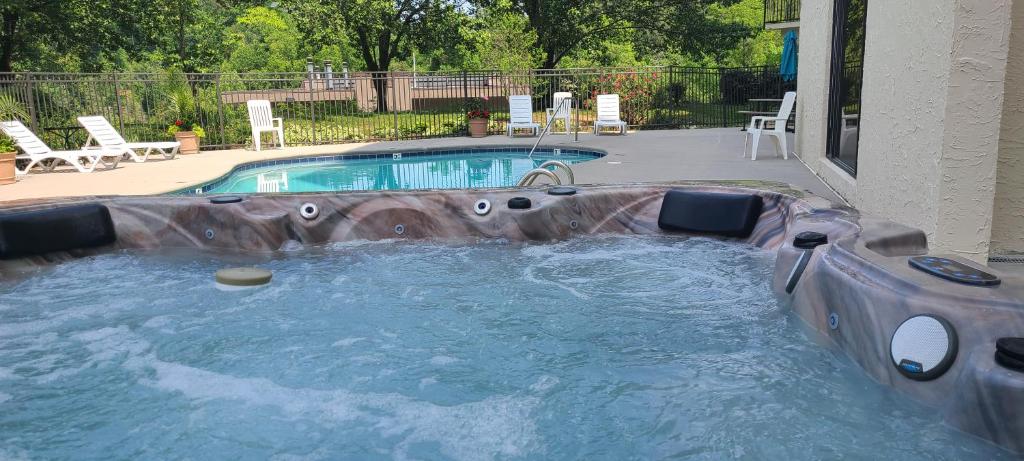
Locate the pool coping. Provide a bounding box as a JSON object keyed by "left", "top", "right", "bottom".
{"left": 170, "top": 145, "right": 608, "bottom": 195}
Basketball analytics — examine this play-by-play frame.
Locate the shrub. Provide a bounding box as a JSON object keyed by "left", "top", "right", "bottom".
{"left": 589, "top": 72, "right": 658, "bottom": 125}
{"left": 718, "top": 67, "right": 790, "bottom": 104}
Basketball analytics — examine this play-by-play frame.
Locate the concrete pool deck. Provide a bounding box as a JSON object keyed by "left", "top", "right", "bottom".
{"left": 0, "top": 128, "right": 839, "bottom": 203}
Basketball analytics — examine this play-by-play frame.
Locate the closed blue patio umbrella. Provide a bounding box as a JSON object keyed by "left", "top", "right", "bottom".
{"left": 780, "top": 30, "right": 798, "bottom": 82}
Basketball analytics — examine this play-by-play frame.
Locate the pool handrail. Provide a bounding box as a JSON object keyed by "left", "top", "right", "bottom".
{"left": 528, "top": 97, "right": 574, "bottom": 159}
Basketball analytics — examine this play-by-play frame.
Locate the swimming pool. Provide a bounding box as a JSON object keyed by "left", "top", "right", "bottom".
{"left": 184, "top": 147, "right": 603, "bottom": 194}
{"left": 0, "top": 236, "right": 1014, "bottom": 459}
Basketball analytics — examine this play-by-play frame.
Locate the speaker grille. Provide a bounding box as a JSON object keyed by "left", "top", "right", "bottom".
{"left": 890, "top": 315, "right": 957, "bottom": 380}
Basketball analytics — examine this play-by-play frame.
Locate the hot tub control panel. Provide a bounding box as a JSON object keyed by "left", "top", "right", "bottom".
{"left": 908, "top": 256, "right": 1001, "bottom": 287}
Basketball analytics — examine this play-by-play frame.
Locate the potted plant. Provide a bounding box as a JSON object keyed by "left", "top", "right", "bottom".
{"left": 166, "top": 119, "right": 206, "bottom": 155}
{"left": 0, "top": 134, "right": 15, "bottom": 185}
{"left": 161, "top": 77, "right": 205, "bottom": 154}
{"left": 465, "top": 97, "right": 490, "bottom": 138}
{"left": 0, "top": 95, "right": 26, "bottom": 184}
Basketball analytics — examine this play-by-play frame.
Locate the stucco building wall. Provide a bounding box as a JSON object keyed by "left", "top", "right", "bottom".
{"left": 794, "top": 0, "right": 1015, "bottom": 263}
{"left": 991, "top": 0, "right": 1024, "bottom": 257}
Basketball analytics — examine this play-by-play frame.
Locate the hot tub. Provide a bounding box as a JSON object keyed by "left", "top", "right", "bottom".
{"left": 0, "top": 183, "right": 1022, "bottom": 459}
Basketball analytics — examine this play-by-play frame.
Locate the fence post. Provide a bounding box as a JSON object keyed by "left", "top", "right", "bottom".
{"left": 668, "top": 65, "right": 677, "bottom": 126}
{"left": 719, "top": 68, "right": 728, "bottom": 127}
{"left": 309, "top": 71, "right": 317, "bottom": 144}
{"left": 112, "top": 72, "right": 126, "bottom": 135}
{"left": 24, "top": 74, "right": 38, "bottom": 132}
{"left": 390, "top": 72, "right": 399, "bottom": 140}
{"left": 215, "top": 74, "right": 225, "bottom": 148}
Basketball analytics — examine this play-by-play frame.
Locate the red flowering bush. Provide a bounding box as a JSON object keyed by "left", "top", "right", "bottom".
{"left": 589, "top": 72, "right": 658, "bottom": 125}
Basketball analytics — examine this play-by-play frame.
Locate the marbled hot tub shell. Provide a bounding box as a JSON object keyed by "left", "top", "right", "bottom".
{"left": 2, "top": 183, "right": 1023, "bottom": 455}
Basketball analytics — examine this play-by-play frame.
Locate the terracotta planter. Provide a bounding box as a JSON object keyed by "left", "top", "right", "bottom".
{"left": 174, "top": 131, "right": 201, "bottom": 154}
{"left": 0, "top": 151, "right": 16, "bottom": 185}
{"left": 468, "top": 118, "right": 488, "bottom": 138}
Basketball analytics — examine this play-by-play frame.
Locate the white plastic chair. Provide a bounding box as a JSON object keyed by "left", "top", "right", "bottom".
{"left": 744, "top": 91, "right": 796, "bottom": 160}
{"left": 246, "top": 100, "right": 285, "bottom": 151}
{"left": 0, "top": 121, "right": 121, "bottom": 174}
{"left": 506, "top": 95, "right": 540, "bottom": 137}
{"left": 545, "top": 92, "right": 573, "bottom": 134}
{"left": 78, "top": 116, "right": 179, "bottom": 162}
{"left": 593, "top": 94, "right": 627, "bottom": 135}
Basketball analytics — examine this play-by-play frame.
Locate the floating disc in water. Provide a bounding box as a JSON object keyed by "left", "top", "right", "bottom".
{"left": 215, "top": 267, "right": 272, "bottom": 290}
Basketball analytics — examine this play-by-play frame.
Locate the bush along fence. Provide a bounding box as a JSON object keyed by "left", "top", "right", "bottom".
{"left": 0, "top": 66, "right": 795, "bottom": 150}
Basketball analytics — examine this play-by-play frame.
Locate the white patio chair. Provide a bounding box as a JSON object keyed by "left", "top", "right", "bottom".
{"left": 507, "top": 95, "right": 540, "bottom": 137}
{"left": 840, "top": 111, "right": 860, "bottom": 155}
{"left": 246, "top": 100, "right": 285, "bottom": 151}
{"left": 78, "top": 116, "right": 179, "bottom": 163}
{"left": 593, "top": 94, "right": 628, "bottom": 135}
{"left": 744, "top": 91, "right": 796, "bottom": 160}
{"left": 0, "top": 121, "right": 121, "bottom": 174}
{"left": 545, "top": 92, "right": 573, "bottom": 134}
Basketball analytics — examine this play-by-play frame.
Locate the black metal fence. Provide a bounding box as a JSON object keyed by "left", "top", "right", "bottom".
{"left": 764, "top": 0, "right": 801, "bottom": 25}
{"left": 0, "top": 66, "right": 795, "bottom": 150}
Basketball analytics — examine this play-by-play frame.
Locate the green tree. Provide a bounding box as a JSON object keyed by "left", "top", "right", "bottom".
{"left": 281, "top": 0, "right": 462, "bottom": 111}
{"left": 705, "top": 0, "right": 782, "bottom": 67}
{"left": 0, "top": 0, "right": 144, "bottom": 72}
{"left": 472, "top": 5, "right": 540, "bottom": 71}
{"left": 471, "top": 0, "right": 754, "bottom": 69}
{"left": 223, "top": 7, "right": 304, "bottom": 73}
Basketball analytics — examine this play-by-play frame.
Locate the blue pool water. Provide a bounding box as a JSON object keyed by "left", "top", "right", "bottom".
{"left": 0, "top": 236, "right": 1015, "bottom": 459}
{"left": 189, "top": 148, "right": 602, "bottom": 194}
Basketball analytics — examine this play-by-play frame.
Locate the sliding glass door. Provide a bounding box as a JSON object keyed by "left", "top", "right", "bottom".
{"left": 826, "top": 0, "right": 868, "bottom": 176}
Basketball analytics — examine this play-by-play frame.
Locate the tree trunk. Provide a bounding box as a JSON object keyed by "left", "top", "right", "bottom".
{"left": 355, "top": 28, "right": 393, "bottom": 113}
{"left": 542, "top": 52, "right": 558, "bottom": 70}
{"left": 0, "top": 12, "right": 18, "bottom": 73}
{"left": 177, "top": 8, "right": 194, "bottom": 72}
{"left": 372, "top": 71, "right": 389, "bottom": 113}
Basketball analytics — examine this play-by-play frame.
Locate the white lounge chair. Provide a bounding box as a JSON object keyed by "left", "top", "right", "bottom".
{"left": 593, "top": 94, "right": 628, "bottom": 135}
{"left": 545, "top": 92, "right": 573, "bottom": 134}
{"left": 0, "top": 121, "right": 121, "bottom": 174}
{"left": 744, "top": 91, "right": 796, "bottom": 160}
{"left": 507, "top": 95, "right": 540, "bottom": 137}
{"left": 246, "top": 100, "right": 285, "bottom": 151}
{"left": 78, "top": 116, "right": 179, "bottom": 163}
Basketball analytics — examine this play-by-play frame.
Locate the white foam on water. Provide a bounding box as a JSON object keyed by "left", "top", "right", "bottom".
{"left": 332, "top": 337, "right": 366, "bottom": 347}
{"left": 132, "top": 353, "right": 539, "bottom": 461}
{"left": 528, "top": 375, "right": 560, "bottom": 393}
{"left": 269, "top": 448, "right": 330, "bottom": 461}
{"left": 0, "top": 448, "right": 30, "bottom": 461}
{"left": 521, "top": 263, "right": 590, "bottom": 300}
{"left": 429, "top": 355, "right": 459, "bottom": 366}
{"left": 0, "top": 367, "right": 15, "bottom": 380}
{"left": 60, "top": 324, "right": 543, "bottom": 461}
{"left": 0, "top": 392, "right": 11, "bottom": 404}
{"left": 141, "top": 315, "right": 177, "bottom": 334}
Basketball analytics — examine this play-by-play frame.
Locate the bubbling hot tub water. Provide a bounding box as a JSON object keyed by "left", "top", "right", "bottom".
{"left": 0, "top": 236, "right": 1014, "bottom": 459}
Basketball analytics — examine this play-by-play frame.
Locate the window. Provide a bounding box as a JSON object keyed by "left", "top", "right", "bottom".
{"left": 826, "top": 0, "right": 868, "bottom": 176}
